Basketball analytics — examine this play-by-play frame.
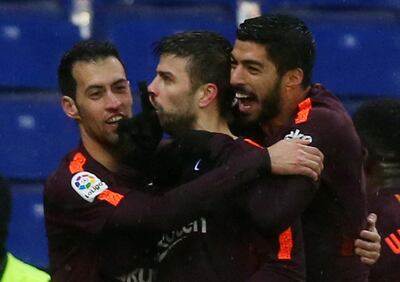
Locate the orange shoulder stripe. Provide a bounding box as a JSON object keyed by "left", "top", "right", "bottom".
{"left": 244, "top": 138, "right": 264, "bottom": 149}
{"left": 98, "top": 189, "right": 125, "bottom": 207}
{"left": 69, "top": 152, "right": 87, "bottom": 174}
{"left": 295, "top": 98, "right": 312, "bottom": 124}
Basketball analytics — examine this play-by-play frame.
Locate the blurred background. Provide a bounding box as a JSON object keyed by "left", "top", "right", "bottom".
{"left": 0, "top": 0, "right": 399, "bottom": 270}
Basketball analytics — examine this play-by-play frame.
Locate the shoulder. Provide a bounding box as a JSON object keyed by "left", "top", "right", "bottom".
{"left": 44, "top": 148, "right": 113, "bottom": 207}
{"left": 294, "top": 89, "right": 358, "bottom": 146}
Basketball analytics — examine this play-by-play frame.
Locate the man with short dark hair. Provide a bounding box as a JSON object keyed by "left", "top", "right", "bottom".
{"left": 230, "top": 14, "right": 377, "bottom": 281}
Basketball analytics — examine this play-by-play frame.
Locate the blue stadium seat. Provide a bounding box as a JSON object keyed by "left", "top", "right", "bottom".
{"left": 94, "top": 5, "right": 236, "bottom": 113}
{"left": 6, "top": 182, "right": 48, "bottom": 268}
{"left": 262, "top": 0, "right": 400, "bottom": 11}
{"left": 0, "top": 93, "right": 79, "bottom": 180}
{"left": 0, "top": 3, "right": 80, "bottom": 90}
{"left": 96, "top": 0, "right": 235, "bottom": 7}
{"left": 302, "top": 11, "right": 400, "bottom": 98}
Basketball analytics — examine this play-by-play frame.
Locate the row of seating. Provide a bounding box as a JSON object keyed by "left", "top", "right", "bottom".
{"left": 0, "top": 0, "right": 399, "bottom": 93}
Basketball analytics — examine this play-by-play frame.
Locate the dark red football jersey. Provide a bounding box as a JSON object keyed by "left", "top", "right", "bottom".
{"left": 261, "top": 84, "right": 369, "bottom": 282}
{"left": 154, "top": 138, "right": 311, "bottom": 282}
{"left": 45, "top": 134, "right": 270, "bottom": 282}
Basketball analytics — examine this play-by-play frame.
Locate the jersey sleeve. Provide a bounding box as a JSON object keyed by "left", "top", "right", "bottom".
{"left": 300, "top": 106, "right": 367, "bottom": 237}
{"left": 241, "top": 174, "right": 318, "bottom": 234}
{"left": 107, "top": 147, "right": 270, "bottom": 233}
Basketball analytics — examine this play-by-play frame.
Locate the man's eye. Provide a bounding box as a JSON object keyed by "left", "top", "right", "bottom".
{"left": 248, "top": 67, "right": 260, "bottom": 74}
{"left": 89, "top": 92, "right": 101, "bottom": 99}
{"left": 114, "top": 85, "right": 128, "bottom": 92}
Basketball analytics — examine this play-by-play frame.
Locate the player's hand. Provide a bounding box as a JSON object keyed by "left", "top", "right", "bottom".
{"left": 267, "top": 139, "right": 324, "bottom": 181}
{"left": 117, "top": 81, "right": 163, "bottom": 168}
{"left": 354, "top": 213, "right": 381, "bottom": 265}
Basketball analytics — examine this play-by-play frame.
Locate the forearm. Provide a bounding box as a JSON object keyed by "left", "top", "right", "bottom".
{"left": 244, "top": 175, "right": 317, "bottom": 234}
{"left": 108, "top": 149, "right": 269, "bottom": 233}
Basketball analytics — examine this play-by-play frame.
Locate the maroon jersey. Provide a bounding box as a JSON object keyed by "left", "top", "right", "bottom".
{"left": 262, "top": 84, "right": 369, "bottom": 281}
{"left": 45, "top": 135, "right": 270, "bottom": 282}
{"left": 154, "top": 138, "right": 313, "bottom": 282}
{"left": 368, "top": 187, "right": 400, "bottom": 282}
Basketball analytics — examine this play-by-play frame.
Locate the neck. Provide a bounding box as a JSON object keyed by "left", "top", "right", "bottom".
{"left": 261, "top": 86, "right": 310, "bottom": 136}
{"left": 194, "top": 109, "right": 235, "bottom": 138}
{"left": 81, "top": 134, "right": 119, "bottom": 173}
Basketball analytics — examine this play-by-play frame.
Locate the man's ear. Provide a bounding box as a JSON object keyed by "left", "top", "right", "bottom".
{"left": 198, "top": 83, "right": 218, "bottom": 109}
{"left": 284, "top": 68, "right": 304, "bottom": 89}
{"left": 61, "top": 96, "right": 80, "bottom": 121}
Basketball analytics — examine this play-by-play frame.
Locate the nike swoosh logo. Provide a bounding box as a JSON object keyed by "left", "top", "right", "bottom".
{"left": 194, "top": 159, "right": 201, "bottom": 171}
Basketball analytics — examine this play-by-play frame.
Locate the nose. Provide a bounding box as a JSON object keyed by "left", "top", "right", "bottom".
{"left": 147, "top": 77, "right": 158, "bottom": 97}
{"left": 230, "top": 65, "right": 245, "bottom": 87}
{"left": 105, "top": 91, "right": 122, "bottom": 110}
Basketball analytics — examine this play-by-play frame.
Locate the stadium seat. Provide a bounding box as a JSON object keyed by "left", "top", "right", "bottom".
{"left": 94, "top": 4, "right": 236, "bottom": 113}
{"left": 304, "top": 11, "right": 400, "bottom": 98}
{"left": 0, "top": 2, "right": 80, "bottom": 90}
{"left": 6, "top": 181, "right": 48, "bottom": 268}
{"left": 262, "top": 0, "right": 400, "bottom": 11}
{"left": 96, "top": 0, "right": 235, "bottom": 8}
{"left": 0, "top": 93, "right": 79, "bottom": 180}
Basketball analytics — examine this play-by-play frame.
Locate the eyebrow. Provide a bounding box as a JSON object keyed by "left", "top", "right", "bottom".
{"left": 157, "top": 70, "right": 175, "bottom": 79}
{"left": 230, "top": 55, "right": 264, "bottom": 68}
{"left": 85, "top": 78, "right": 129, "bottom": 92}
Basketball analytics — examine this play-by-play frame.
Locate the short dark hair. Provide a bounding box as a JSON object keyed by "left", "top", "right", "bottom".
{"left": 353, "top": 98, "right": 400, "bottom": 160}
{"left": 58, "top": 40, "right": 125, "bottom": 99}
{"left": 153, "top": 31, "right": 233, "bottom": 120}
{"left": 237, "top": 14, "right": 315, "bottom": 88}
{"left": 0, "top": 176, "right": 11, "bottom": 249}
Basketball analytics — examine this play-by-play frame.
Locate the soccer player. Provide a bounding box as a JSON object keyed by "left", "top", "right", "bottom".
{"left": 230, "top": 14, "right": 376, "bottom": 281}
{"left": 353, "top": 98, "right": 400, "bottom": 282}
{"left": 44, "top": 40, "right": 323, "bottom": 282}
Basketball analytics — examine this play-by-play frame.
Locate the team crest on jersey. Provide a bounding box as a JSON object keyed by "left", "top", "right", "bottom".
{"left": 285, "top": 129, "right": 313, "bottom": 142}
{"left": 71, "top": 171, "right": 109, "bottom": 202}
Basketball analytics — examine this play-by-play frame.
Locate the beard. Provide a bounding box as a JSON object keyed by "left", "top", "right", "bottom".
{"left": 258, "top": 79, "right": 282, "bottom": 123}
{"left": 232, "top": 78, "right": 282, "bottom": 132}
{"left": 158, "top": 108, "right": 196, "bottom": 137}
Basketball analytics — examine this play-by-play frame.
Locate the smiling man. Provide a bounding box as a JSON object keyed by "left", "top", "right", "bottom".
{"left": 230, "top": 14, "right": 377, "bottom": 281}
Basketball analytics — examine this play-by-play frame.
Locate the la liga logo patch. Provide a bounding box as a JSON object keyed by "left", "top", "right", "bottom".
{"left": 71, "top": 171, "right": 109, "bottom": 202}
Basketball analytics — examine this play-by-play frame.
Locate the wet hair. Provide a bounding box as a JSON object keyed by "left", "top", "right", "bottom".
{"left": 153, "top": 31, "right": 234, "bottom": 120}
{"left": 0, "top": 176, "right": 11, "bottom": 249}
{"left": 353, "top": 98, "right": 400, "bottom": 160}
{"left": 58, "top": 40, "right": 125, "bottom": 100}
{"left": 237, "top": 14, "right": 315, "bottom": 88}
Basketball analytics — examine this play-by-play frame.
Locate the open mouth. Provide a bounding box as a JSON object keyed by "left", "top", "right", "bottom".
{"left": 235, "top": 92, "right": 257, "bottom": 113}
{"left": 106, "top": 115, "right": 124, "bottom": 124}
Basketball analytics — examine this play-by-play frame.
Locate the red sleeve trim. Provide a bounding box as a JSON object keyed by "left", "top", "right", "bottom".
{"left": 69, "top": 152, "right": 87, "bottom": 174}
{"left": 295, "top": 98, "right": 312, "bottom": 124}
{"left": 244, "top": 138, "right": 264, "bottom": 149}
{"left": 277, "top": 227, "right": 293, "bottom": 260}
{"left": 98, "top": 189, "right": 125, "bottom": 206}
